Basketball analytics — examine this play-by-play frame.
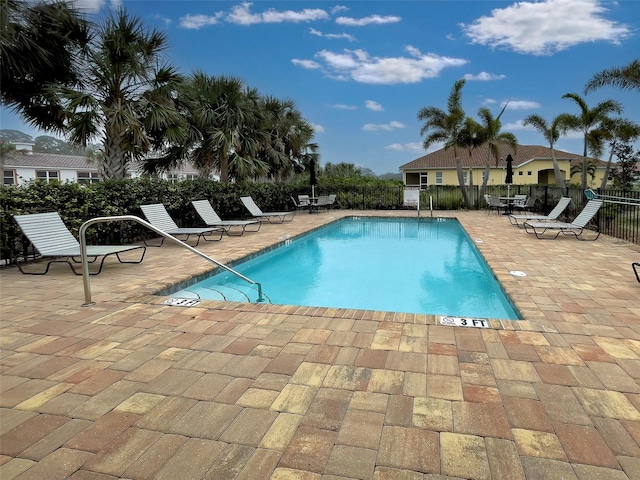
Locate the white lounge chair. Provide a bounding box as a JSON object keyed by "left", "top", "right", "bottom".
{"left": 12, "top": 211, "right": 146, "bottom": 275}
{"left": 523, "top": 199, "right": 603, "bottom": 240}
{"left": 140, "top": 203, "right": 224, "bottom": 246}
{"left": 192, "top": 200, "right": 261, "bottom": 236}
{"left": 240, "top": 196, "right": 295, "bottom": 223}
{"left": 509, "top": 196, "right": 571, "bottom": 227}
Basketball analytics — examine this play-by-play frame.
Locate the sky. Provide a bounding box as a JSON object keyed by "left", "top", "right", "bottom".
{"left": 1, "top": 0, "right": 639, "bottom": 175}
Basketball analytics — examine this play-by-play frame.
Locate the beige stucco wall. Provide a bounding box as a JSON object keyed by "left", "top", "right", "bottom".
{"left": 404, "top": 158, "right": 608, "bottom": 187}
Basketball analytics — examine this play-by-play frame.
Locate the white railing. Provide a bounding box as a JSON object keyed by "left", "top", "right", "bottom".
{"left": 78, "top": 215, "right": 264, "bottom": 306}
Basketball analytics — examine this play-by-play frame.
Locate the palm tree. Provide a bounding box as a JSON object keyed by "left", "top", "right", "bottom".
{"left": 523, "top": 113, "right": 574, "bottom": 189}
{"left": 255, "top": 96, "right": 315, "bottom": 181}
{"left": 38, "top": 8, "right": 184, "bottom": 180}
{"left": 1, "top": 0, "right": 90, "bottom": 126}
{"left": 584, "top": 59, "right": 640, "bottom": 94}
{"left": 561, "top": 93, "right": 622, "bottom": 189}
{"left": 155, "top": 72, "right": 267, "bottom": 182}
{"left": 591, "top": 118, "right": 640, "bottom": 189}
{"left": 418, "top": 79, "right": 469, "bottom": 206}
{"left": 477, "top": 104, "right": 518, "bottom": 198}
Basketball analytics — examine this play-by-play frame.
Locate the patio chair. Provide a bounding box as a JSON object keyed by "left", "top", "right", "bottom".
{"left": 12, "top": 211, "right": 146, "bottom": 275}
{"left": 290, "top": 196, "right": 308, "bottom": 211}
{"left": 298, "top": 195, "right": 311, "bottom": 208}
{"left": 240, "top": 196, "right": 295, "bottom": 223}
{"left": 513, "top": 194, "right": 528, "bottom": 207}
{"left": 485, "top": 194, "right": 508, "bottom": 215}
{"left": 140, "top": 203, "right": 224, "bottom": 246}
{"left": 509, "top": 196, "right": 570, "bottom": 227}
{"left": 633, "top": 262, "right": 640, "bottom": 283}
{"left": 192, "top": 200, "right": 261, "bottom": 236}
{"left": 523, "top": 199, "right": 603, "bottom": 240}
{"left": 513, "top": 196, "right": 537, "bottom": 212}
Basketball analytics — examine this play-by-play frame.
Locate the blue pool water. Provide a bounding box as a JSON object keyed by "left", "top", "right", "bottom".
{"left": 168, "top": 217, "right": 520, "bottom": 320}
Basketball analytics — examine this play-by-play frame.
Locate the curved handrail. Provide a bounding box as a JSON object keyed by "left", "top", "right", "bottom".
{"left": 79, "top": 215, "right": 264, "bottom": 306}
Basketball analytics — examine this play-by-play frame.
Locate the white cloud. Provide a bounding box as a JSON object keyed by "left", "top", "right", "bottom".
{"left": 291, "top": 59, "right": 322, "bottom": 69}
{"left": 463, "top": 71, "right": 506, "bottom": 81}
{"left": 503, "top": 100, "right": 540, "bottom": 110}
{"left": 502, "top": 120, "right": 534, "bottom": 131}
{"left": 335, "top": 14, "right": 401, "bottom": 27}
{"left": 362, "top": 121, "right": 406, "bottom": 132}
{"left": 310, "top": 28, "right": 356, "bottom": 42}
{"left": 227, "top": 2, "right": 329, "bottom": 25}
{"left": 482, "top": 98, "right": 497, "bottom": 105}
{"left": 311, "top": 123, "right": 325, "bottom": 133}
{"left": 180, "top": 13, "right": 223, "bottom": 29}
{"left": 327, "top": 104, "right": 357, "bottom": 110}
{"left": 73, "top": 0, "right": 107, "bottom": 12}
{"left": 461, "top": 0, "right": 630, "bottom": 55}
{"left": 385, "top": 142, "right": 424, "bottom": 152}
{"left": 153, "top": 14, "right": 172, "bottom": 27}
{"left": 331, "top": 6, "right": 350, "bottom": 15}
{"left": 297, "top": 46, "right": 467, "bottom": 85}
{"left": 365, "top": 100, "right": 384, "bottom": 111}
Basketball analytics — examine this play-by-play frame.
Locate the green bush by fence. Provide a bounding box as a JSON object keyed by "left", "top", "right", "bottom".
{"left": 2, "top": 179, "right": 638, "bottom": 263}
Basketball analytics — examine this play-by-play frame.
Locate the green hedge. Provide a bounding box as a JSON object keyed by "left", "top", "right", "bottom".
{"left": 0, "top": 178, "right": 310, "bottom": 262}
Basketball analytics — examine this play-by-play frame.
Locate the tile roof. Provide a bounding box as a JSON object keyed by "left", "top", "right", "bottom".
{"left": 3, "top": 152, "right": 200, "bottom": 174}
{"left": 400, "top": 143, "right": 605, "bottom": 170}
{"left": 3, "top": 152, "right": 97, "bottom": 169}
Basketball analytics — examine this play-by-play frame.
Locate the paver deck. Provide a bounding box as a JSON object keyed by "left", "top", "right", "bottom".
{"left": 1, "top": 209, "right": 640, "bottom": 479}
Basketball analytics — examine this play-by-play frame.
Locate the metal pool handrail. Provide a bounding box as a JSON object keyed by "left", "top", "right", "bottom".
{"left": 79, "top": 215, "right": 264, "bottom": 307}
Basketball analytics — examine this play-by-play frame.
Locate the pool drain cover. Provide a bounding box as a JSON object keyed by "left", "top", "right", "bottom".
{"left": 163, "top": 298, "right": 201, "bottom": 307}
{"left": 510, "top": 270, "right": 527, "bottom": 277}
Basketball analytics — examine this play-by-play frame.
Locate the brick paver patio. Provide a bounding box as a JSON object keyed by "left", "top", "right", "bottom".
{"left": 1, "top": 209, "right": 639, "bottom": 479}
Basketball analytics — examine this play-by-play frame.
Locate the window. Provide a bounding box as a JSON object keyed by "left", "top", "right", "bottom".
{"left": 184, "top": 174, "right": 198, "bottom": 180}
{"left": 78, "top": 172, "right": 99, "bottom": 184}
{"left": 419, "top": 173, "right": 428, "bottom": 189}
{"left": 3, "top": 169, "right": 16, "bottom": 186}
{"left": 36, "top": 170, "right": 58, "bottom": 183}
{"left": 168, "top": 173, "right": 179, "bottom": 183}
{"left": 462, "top": 172, "right": 468, "bottom": 185}
{"left": 435, "top": 172, "right": 443, "bottom": 185}
{"left": 518, "top": 171, "right": 523, "bottom": 176}
{"left": 527, "top": 171, "right": 532, "bottom": 176}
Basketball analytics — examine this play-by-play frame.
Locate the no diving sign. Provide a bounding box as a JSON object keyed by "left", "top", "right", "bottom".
{"left": 439, "top": 316, "right": 490, "bottom": 328}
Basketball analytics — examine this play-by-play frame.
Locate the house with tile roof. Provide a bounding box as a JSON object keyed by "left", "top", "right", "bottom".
{"left": 399, "top": 143, "right": 608, "bottom": 189}
{"left": 2, "top": 144, "right": 203, "bottom": 186}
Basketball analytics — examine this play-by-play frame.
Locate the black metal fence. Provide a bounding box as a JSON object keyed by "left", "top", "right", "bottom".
{"left": 2, "top": 183, "right": 638, "bottom": 266}
{"left": 316, "top": 185, "right": 640, "bottom": 245}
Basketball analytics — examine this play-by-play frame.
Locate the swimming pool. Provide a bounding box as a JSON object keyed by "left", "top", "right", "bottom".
{"left": 166, "top": 217, "right": 520, "bottom": 320}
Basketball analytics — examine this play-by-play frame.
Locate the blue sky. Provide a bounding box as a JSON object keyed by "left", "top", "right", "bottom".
{"left": 1, "top": 0, "right": 639, "bottom": 174}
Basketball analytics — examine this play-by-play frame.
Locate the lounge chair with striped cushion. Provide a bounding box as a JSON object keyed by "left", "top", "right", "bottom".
{"left": 13, "top": 211, "right": 146, "bottom": 275}
{"left": 192, "top": 199, "right": 261, "bottom": 236}
{"left": 523, "top": 199, "right": 603, "bottom": 240}
{"left": 140, "top": 203, "right": 224, "bottom": 246}
{"left": 240, "top": 196, "right": 295, "bottom": 223}
{"left": 509, "top": 196, "right": 571, "bottom": 227}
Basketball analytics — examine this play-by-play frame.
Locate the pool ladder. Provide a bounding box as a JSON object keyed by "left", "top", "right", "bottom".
{"left": 78, "top": 215, "right": 266, "bottom": 307}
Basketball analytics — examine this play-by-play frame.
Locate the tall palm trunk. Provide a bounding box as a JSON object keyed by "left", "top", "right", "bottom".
{"left": 549, "top": 144, "right": 566, "bottom": 189}
{"left": 102, "top": 131, "right": 129, "bottom": 180}
{"left": 453, "top": 147, "right": 469, "bottom": 206}
{"left": 599, "top": 148, "right": 615, "bottom": 190}
{"left": 220, "top": 150, "right": 229, "bottom": 183}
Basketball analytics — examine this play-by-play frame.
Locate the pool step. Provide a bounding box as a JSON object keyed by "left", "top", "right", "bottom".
{"left": 180, "top": 284, "right": 262, "bottom": 303}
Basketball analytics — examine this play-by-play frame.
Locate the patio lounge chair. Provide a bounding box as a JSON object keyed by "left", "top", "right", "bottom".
{"left": 633, "top": 262, "right": 640, "bottom": 283}
{"left": 523, "top": 199, "right": 603, "bottom": 240}
{"left": 12, "top": 211, "right": 146, "bottom": 275}
{"left": 509, "top": 196, "right": 571, "bottom": 227}
{"left": 140, "top": 203, "right": 224, "bottom": 246}
{"left": 240, "top": 196, "right": 295, "bottom": 223}
{"left": 192, "top": 200, "right": 261, "bottom": 236}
